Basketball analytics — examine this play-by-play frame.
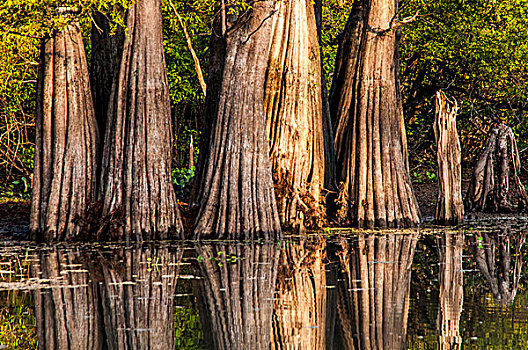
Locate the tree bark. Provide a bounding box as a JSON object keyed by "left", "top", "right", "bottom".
{"left": 193, "top": 1, "right": 281, "bottom": 239}
{"left": 90, "top": 10, "right": 125, "bottom": 141}
{"left": 192, "top": 243, "right": 278, "bottom": 349}
{"left": 437, "top": 232, "right": 464, "bottom": 350}
{"left": 271, "top": 238, "right": 337, "bottom": 349}
{"left": 334, "top": 234, "right": 418, "bottom": 350}
{"left": 264, "top": 0, "right": 326, "bottom": 232}
{"left": 330, "top": 0, "right": 421, "bottom": 228}
{"left": 434, "top": 91, "right": 464, "bottom": 225}
{"left": 465, "top": 124, "right": 528, "bottom": 212}
{"left": 99, "top": 0, "right": 182, "bottom": 240}
{"left": 30, "top": 23, "right": 98, "bottom": 241}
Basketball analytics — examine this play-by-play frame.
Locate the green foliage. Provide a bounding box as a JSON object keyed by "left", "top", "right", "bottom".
{"left": 400, "top": 0, "right": 528, "bottom": 170}
{"left": 172, "top": 166, "right": 195, "bottom": 188}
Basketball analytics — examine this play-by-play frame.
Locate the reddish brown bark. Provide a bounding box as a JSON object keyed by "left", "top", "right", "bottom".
{"left": 264, "top": 0, "right": 326, "bottom": 232}
{"left": 330, "top": 0, "right": 421, "bottom": 228}
{"left": 30, "top": 23, "right": 98, "bottom": 241}
{"left": 99, "top": 0, "right": 182, "bottom": 240}
{"left": 193, "top": 1, "right": 281, "bottom": 239}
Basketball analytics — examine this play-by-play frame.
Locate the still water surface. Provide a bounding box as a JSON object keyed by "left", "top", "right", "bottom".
{"left": 1, "top": 218, "right": 528, "bottom": 349}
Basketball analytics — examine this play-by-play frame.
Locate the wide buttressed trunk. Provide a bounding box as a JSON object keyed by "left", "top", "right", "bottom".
{"left": 334, "top": 234, "right": 418, "bottom": 350}
{"left": 100, "top": 0, "right": 182, "bottom": 240}
{"left": 264, "top": 0, "right": 326, "bottom": 232}
{"left": 30, "top": 24, "right": 98, "bottom": 241}
{"left": 330, "top": 0, "right": 421, "bottom": 228}
{"left": 193, "top": 1, "right": 281, "bottom": 239}
{"left": 434, "top": 91, "right": 464, "bottom": 225}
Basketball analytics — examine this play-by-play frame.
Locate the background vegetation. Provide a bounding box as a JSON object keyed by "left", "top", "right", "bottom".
{"left": 1, "top": 0, "right": 527, "bottom": 197}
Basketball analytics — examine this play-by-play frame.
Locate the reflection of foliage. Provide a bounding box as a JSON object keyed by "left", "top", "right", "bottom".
{"left": 0, "top": 292, "right": 36, "bottom": 349}
{"left": 174, "top": 275, "right": 203, "bottom": 349}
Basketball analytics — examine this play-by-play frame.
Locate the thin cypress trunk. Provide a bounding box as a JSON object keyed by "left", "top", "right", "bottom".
{"left": 30, "top": 23, "right": 98, "bottom": 241}
{"left": 193, "top": 1, "right": 281, "bottom": 239}
{"left": 99, "top": 0, "right": 182, "bottom": 240}
{"left": 434, "top": 91, "right": 464, "bottom": 225}
{"left": 264, "top": 0, "right": 326, "bottom": 232}
{"left": 330, "top": 0, "right": 420, "bottom": 228}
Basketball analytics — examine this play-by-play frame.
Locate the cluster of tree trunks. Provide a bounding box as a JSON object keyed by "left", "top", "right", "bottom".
{"left": 465, "top": 124, "right": 528, "bottom": 213}
{"left": 330, "top": 0, "right": 421, "bottom": 228}
{"left": 434, "top": 91, "right": 463, "bottom": 225}
{"left": 31, "top": 244, "right": 182, "bottom": 349}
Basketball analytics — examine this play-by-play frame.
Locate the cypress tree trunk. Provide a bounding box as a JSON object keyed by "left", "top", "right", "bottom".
{"left": 434, "top": 91, "right": 464, "bottom": 225}
{"left": 193, "top": 1, "right": 281, "bottom": 239}
{"left": 264, "top": 0, "right": 326, "bottom": 232}
{"left": 437, "top": 232, "right": 464, "bottom": 350}
{"left": 90, "top": 10, "right": 125, "bottom": 137}
{"left": 271, "top": 239, "right": 337, "bottom": 349}
{"left": 99, "top": 0, "right": 182, "bottom": 240}
{"left": 30, "top": 23, "right": 98, "bottom": 241}
{"left": 192, "top": 244, "right": 278, "bottom": 349}
{"left": 330, "top": 0, "right": 421, "bottom": 228}
{"left": 335, "top": 234, "right": 417, "bottom": 350}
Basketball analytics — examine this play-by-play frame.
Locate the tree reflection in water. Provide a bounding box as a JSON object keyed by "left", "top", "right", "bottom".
{"left": 31, "top": 244, "right": 183, "bottom": 349}
{"left": 334, "top": 233, "right": 418, "bottom": 350}
{"left": 271, "top": 238, "right": 337, "bottom": 349}
{"left": 471, "top": 225, "right": 526, "bottom": 305}
{"left": 437, "top": 231, "right": 464, "bottom": 350}
{"left": 192, "top": 244, "right": 278, "bottom": 350}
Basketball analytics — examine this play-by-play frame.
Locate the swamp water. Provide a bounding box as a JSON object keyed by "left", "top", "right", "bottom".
{"left": 1, "top": 218, "right": 528, "bottom": 349}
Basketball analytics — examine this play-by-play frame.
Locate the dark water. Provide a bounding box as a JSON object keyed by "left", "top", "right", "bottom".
{"left": 1, "top": 218, "right": 528, "bottom": 349}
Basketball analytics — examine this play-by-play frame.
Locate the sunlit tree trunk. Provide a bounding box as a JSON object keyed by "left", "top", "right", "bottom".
{"left": 31, "top": 249, "right": 104, "bottom": 349}
{"left": 264, "top": 0, "right": 326, "bottom": 232}
{"left": 271, "top": 239, "right": 337, "bottom": 349}
{"left": 99, "top": 0, "right": 182, "bottom": 240}
{"left": 192, "top": 244, "right": 278, "bottom": 349}
{"left": 30, "top": 23, "right": 98, "bottom": 241}
{"left": 330, "top": 0, "right": 420, "bottom": 228}
{"left": 334, "top": 234, "right": 418, "bottom": 349}
{"left": 437, "top": 232, "right": 464, "bottom": 350}
{"left": 193, "top": 1, "right": 281, "bottom": 239}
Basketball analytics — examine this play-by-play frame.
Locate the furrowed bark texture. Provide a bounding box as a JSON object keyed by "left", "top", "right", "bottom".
{"left": 32, "top": 249, "right": 104, "bottom": 350}
{"left": 30, "top": 24, "right": 98, "bottom": 241}
{"left": 192, "top": 244, "right": 278, "bottom": 349}
{"left": 100, "top": 0, "right": 182, "bottom": 240}
{"left": 90, "top": 10, "right": 125, "bottom": 137}
{"left": 335, "top": 234, "right": 418, "bottom": 350}
{"left": 264, "top": 0, "right": 326, "bottom": 231}
{"left": 437, "top": 232, "right": 464, "bottom": 350}
{"left": 193, "top": 1, "right": 281, "bottom": 239}
{"left": 271, "top": 239, "right": 337, "bottom": 349}
{"left": 465, "top": 124, "right": 528, "bottom": 212}
{"left": 434, "top": 91, "right": 464, "bottom": 225}
{"left": 330, "top": 0, "right": 421, "bottom": 228}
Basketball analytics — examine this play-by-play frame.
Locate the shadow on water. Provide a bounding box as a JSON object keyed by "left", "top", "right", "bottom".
{"left": 2, "top": 217, "right": 528, "bottom": 349}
